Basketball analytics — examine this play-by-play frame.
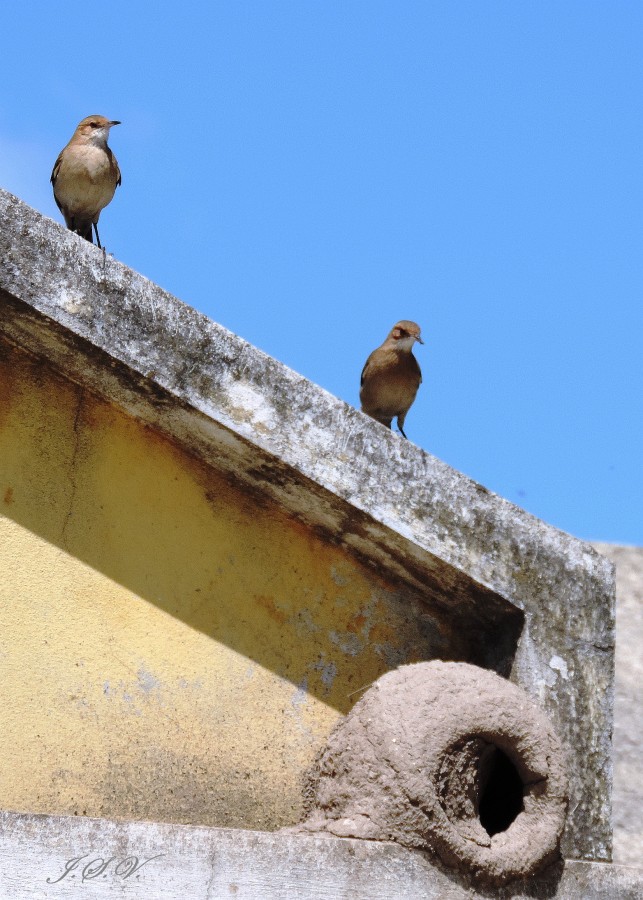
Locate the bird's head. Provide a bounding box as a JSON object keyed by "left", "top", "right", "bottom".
{"left": 74, "top": 115, "right": 120, "bottom": 145}
{"left": 388, "top": 320, "right": 424, "bottom": 351}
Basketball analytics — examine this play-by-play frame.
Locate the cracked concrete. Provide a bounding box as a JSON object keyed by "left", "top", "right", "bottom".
{"left": 61, "top": 387, "right": 84, "bottom": 548}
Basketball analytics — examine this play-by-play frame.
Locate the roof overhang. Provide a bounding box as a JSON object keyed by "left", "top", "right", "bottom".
{"left": 0, "top": 188, "right": 614, "bottom": 860}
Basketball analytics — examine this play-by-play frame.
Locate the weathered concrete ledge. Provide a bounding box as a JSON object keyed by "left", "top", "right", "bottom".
{"left": 1, "top": 811, "right": 641, "bottom": 899}
{"left": 0, "top": 188, "right": 614, "bottom": 859}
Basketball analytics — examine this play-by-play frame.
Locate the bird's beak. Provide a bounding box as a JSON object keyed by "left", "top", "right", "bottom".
{"left": 109, "top": 121, "right": 121, "bottom": 127}
{"left": 416, "top": 335, "right": 424, "bottom": 345}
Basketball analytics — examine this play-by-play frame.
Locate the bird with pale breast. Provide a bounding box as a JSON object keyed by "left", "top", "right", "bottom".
{"left": 51, "top": 115, "right": 121, "bottom": 249}
{"left": 360, "top": 320, "right": 423, "bottom": 438}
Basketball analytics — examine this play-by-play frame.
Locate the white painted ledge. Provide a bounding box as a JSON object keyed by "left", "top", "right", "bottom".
{"left": 0, "top": 811, "right": 641, "bottom": 899}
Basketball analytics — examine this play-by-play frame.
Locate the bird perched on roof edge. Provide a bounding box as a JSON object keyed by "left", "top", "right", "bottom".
{"left": 359, "top": 320, "right": 423, "bottom": 438}
{"left": 51, "top": 115, "right": 121, "bottom": 249}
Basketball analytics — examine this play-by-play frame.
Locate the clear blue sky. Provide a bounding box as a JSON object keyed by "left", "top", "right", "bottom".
{"left": 1, "top": 3, "right": 641, "bottom": 545}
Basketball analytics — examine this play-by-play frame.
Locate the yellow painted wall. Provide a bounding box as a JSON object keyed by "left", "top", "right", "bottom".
{"left": 0, "top": 338, "right": 454, "bottom": 829}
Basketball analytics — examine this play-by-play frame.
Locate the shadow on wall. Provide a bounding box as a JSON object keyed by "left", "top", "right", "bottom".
{"left": 0, "top": 337, "right": 523, "bottom": 716}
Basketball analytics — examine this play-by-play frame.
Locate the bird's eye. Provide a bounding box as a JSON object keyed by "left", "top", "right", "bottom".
{"left": 90, "top": 122, "right": 99, "bottom": 128}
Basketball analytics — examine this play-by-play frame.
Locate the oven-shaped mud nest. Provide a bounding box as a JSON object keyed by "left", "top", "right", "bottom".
{"left": 296, "top": 660, "right": 569, "bottom": 887}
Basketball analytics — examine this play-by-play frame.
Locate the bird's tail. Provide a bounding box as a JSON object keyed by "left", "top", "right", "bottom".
{"left": 67, "top": 218, "right": 94, "bottom": 244}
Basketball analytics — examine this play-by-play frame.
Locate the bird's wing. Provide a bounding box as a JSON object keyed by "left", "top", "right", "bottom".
{"left": 107, "top": 147, "right": 122, "bottom": 187}
{"left": 412, "top": 354, "right": 422, "bottom": 386}
{"left": 50, "top": 153, "right": 64, "bottom": 210}
{"left": 50, "top": 154, "right": 62, "bottom": 186}
{"left": 360, "top": 351, "right": 376, "bottom": 386}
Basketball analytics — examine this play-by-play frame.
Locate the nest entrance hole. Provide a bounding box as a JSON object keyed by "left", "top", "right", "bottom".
{"left": 478, "top": 746, "right": 524, "bottom": 836}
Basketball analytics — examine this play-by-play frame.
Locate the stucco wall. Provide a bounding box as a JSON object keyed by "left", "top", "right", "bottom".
{"left": 0, "top": 337, "right": 467, "bottom": 829}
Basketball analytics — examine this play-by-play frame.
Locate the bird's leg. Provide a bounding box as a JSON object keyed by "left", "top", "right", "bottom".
{"left": 397, "top": 416, "right": 408, "bottom": 439}
{"left": 93, "top": 222, "right": 103, "bottom": 250}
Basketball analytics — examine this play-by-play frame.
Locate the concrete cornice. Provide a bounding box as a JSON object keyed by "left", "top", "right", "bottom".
{"left": 0, "top": 188, "right": 614, "bottom": 859}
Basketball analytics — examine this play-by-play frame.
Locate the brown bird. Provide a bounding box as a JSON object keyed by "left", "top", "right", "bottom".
{"left": 360, "top": 320, "right": 423, "bottom": 438}
{"left": 51, "top": 115, "right": 121, "bottom": 248}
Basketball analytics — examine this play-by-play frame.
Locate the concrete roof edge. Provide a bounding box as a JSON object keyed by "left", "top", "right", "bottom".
{"left": 0, "top": 189, "right": 612, "bottom": 612}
